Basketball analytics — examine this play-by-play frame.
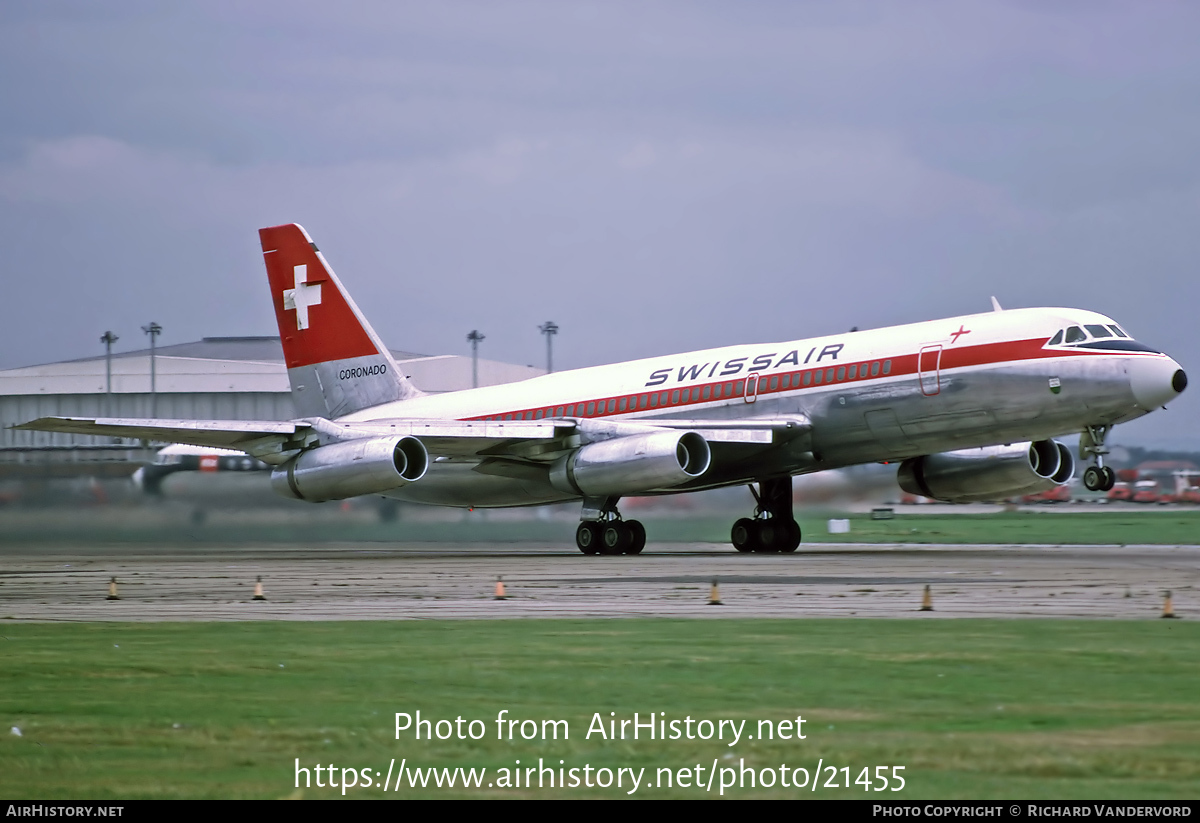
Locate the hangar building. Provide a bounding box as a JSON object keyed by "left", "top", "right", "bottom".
{"left": 0, "top": 337, "right": 544, "bottom": 477}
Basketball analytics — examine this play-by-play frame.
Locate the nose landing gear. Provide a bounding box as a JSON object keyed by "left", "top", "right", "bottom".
{"left": 731, "top": 477, "right": 802, "bottom": 553}
{"left": 1080, "top": 425, "right": 1116, "bottom": 492}
{"left": 576, "top": 497, "right": 646, "bottom": 555}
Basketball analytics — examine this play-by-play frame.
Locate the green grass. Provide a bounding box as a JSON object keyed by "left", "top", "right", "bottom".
{"left": 3, "top": 620, "right": 1199, "bottom": 798}
{"left": 2, "top": 509, "right": 1199, "bottom": 546}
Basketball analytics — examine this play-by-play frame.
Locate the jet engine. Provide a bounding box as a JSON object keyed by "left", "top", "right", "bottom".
{"left": 271, "top": 436, "right": 429, "bottom": 502}
{"left": 549, "top": 431, "right": 711, "bottom": 497}
{"left": 897, "top": 440, "right": 1074, "bottom": 503}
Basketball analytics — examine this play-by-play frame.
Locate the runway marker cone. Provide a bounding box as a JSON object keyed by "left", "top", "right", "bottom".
{"left": 106, "top": 577, "right": 121, "bottom": 601}
{"left": 253, "top": 575, "right": 266, "bottom": 601}
{"left": 920, "top": 584, "right": 933, "bottom": 612}
{"left": 494, "top": 576, "right": 508, "bottom": 600}
{"left": 708, "top": 578, "right": 723, "bottom": 606}
{"left": 1161, "top": 591, "right": 1179, "bottom": 619}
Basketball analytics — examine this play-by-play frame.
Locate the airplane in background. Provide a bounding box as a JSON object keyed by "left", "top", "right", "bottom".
{"left": 19, "top": 224, "right": 1188, "bottom": 554}
{"left": 131, "top": 443, "right": 270, "bottom": 496}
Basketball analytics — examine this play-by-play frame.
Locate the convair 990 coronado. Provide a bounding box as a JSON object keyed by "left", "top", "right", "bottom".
{"left": 19, "top": 224, "right": 1188, "bottom": 554}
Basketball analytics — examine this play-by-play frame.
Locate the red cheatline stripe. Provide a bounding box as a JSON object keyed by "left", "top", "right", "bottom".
{"left": 462, "top": 337, "right": 1160, "bottom": 423}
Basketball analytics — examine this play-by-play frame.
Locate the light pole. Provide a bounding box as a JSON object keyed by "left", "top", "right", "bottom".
{"left": 142, "top": 322, "right": 162, "bottom": 417}
{"left": 100, "top": 331, "right": 118, "bottom": 416}
{"left": 466, "top": 329, "right": 485, "bottom": 388}
{"left": 538, "top": 321, "right": 558, "bottom": 374}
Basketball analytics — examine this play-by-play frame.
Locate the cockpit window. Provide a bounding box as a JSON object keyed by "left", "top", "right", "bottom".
{"left": 1085, "top": 324, "right": 1113, "bottom": 339}
{"left": 1107, "top": 325, "right": 1128, "bottom": 338}
{"left": 1047, "top": 330, "right": 1064, "bottom": 346}
{"left": 1064, "top": 326, "right": 1087, "bottom": 344}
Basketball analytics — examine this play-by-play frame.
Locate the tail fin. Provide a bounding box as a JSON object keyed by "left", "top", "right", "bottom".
{"left": 259, "top": 223, "right": 423, "bottom": 418}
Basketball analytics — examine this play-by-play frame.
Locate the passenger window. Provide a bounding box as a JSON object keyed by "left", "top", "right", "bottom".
{"left": 734, "top": 381, "right": 744, "bottom": 396}
{"left": 648, "top": 394, "right": 658, "bottom": 408}
{"left": 565, "top": 405, "right": 575, "bottom": 416}
{"left": 1085, "top": 324, "right": 1113, "bottom": 339}
{"left": 534, "top": 409, "right": 544, "bottom": 419}
{"left": 639, "top": 394, "right": 648, "bottom": 408}
{"left": 882, "top": 360, "right": 892, "bottom": 375}
{"left": 670, "top": 390, "right": 680, "bottom": 404}
{"left": 723, "top": 382, "right": 733, "bottom": 396}
{"left": 586, "top": 402, "right": 595, "bottom": 416}
{"left": 803, "top": 371, "right": 812, "bottom": 386}
{"left": 871, "top": 362, "right": 880, "bottom": 377}
{"left": 826, "top": 368, "right": 835, "bottom": 382}
{"left": 1064, "top": 326, "right": 1086, "bottom": 344}
{"left": 618, "top": 397, "right": 628, "bottom": 412}
{"left": 702, "top": 385, "right": 712, "bottom": 400}
{"left": 1048, "top": 330, "right": 1064, "bottom": 346}
{"left": 504, "top": 414, "right": 513, "bottom": 420}
{"left": 607, "top": 399, "right": 617, "bottom": 413}
{"left": 814, "top": 370, "right": 823, "bottom": 385}
{"left": 555, "top": 407, "right": 564, "bottom": 417}
{"left": 769, "top": 376, "right": 779, "bottom": 390}
{"left": 659, "top": 391, "right": 669, "bottom": 405}
{"left": 836, "top": 367, "right": 845, "bottom": 381}
{"left": 847, "top": 364, "right": 857, "bottom": 379}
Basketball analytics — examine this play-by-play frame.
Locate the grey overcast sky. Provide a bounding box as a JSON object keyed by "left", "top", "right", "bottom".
{"left": 2, "top": 1, "right": 1197, "bottom": 447}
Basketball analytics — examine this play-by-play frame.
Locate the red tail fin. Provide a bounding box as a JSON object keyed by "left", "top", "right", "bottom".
{"left": 259, "top": 224, "right": 421, "bottom": 417}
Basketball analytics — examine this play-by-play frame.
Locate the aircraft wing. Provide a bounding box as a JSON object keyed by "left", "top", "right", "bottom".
{"left": 14, "top": 417, "right": 313, "bottom": 452}
{"left": 13, "top": 416, "right": 584, "bottom": 463}
{"left": 646, "top": 415, "right": 811, "bottom": 444}
{"left": 15, "top": 414, "right": 806, "bottom": 461}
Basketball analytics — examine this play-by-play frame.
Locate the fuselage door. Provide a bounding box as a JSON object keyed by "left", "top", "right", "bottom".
{"left": 745, "top": 373, "right": 760, "bottom": 403}
{"left": 918, "top": 345, "right": 942, "bottom": 396}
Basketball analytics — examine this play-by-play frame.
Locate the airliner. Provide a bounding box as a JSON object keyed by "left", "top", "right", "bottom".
{"left": 19, "top": 224, "right": 1187, "bottom": 554}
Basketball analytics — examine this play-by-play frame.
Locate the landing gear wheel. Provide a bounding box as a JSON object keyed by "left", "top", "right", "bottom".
{"left": 756, "top": 520, "right": 782, "bottom": 553}
{"left": 732, "top": 518, "right": 756, "bottom": 553}
{"left": 1083, "top": 466, "right": 1105, "bottom": 492}
{"left": 781, "top": 520, "right": 802, "bottom": 553}
{"left": 601, "top": 523, "right": 630, "bottom": 555}
{"left": 1101, "top": 466, "right": 1116, "bottom": 492}
{"left": 576, "top": 522, "right": 601, "bottom": 555}
{"left": 626, "top": 520, "right": 646, "bottom": 555}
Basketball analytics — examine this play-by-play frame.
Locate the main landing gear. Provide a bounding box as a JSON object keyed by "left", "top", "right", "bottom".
{"left": 576, "top": 498, "right": 646, "bottom": 555}
{"left": 1080, "top": 424, "right": 1117, "bottom": 492}
{"left": 731, "top": 477, "right": 802, "bottom": 553}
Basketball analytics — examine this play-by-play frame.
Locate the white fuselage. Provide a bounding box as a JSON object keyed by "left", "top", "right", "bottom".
{"left": 338, "top": 307, "right": 1184, "bottom": 508}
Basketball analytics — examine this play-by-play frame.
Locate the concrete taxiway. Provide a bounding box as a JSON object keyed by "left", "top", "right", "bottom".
{"left": 1, "top": 542, "right": 1196, "bottom": 621}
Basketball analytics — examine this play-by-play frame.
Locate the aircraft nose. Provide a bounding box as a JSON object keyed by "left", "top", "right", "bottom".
{"left": 1130, "top": 356, "right": 1187, "bottom": 410}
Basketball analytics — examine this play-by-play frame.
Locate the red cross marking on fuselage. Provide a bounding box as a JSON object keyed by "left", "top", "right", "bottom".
{"left": 950, "top": 325, "right": 971, "bottom": 344}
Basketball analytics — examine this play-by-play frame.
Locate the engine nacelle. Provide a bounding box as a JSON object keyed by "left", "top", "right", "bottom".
{"left": 271, "top": 436, "right": 429, "bottom": 502}
{"left": 898, "top": 440, "right": 1074, "bottom": 504}
{"left": 549, "top": 431, "right": 711, "bottom": 497}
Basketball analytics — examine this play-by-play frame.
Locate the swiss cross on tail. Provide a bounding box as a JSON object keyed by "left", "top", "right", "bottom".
{"left": 282, "top": 265, "right": 322, "bottom": 330}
